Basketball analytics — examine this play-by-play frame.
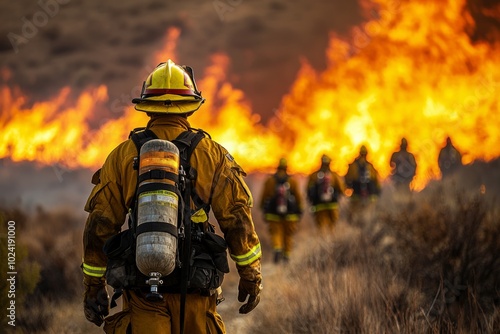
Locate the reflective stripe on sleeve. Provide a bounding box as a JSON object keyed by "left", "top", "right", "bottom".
{"left": 82, "top": 263, "right": 107, "bottom": 277}
{"left": 230, "top": 243, "right": 262, "bottom": 266}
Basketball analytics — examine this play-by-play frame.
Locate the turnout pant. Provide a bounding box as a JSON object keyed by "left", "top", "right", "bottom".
{"left": 267, "top": 219, "right": 298, "bottom": 258}
{"left": 103, "top": 289, "right": 225, "bottom": 334}
{"left": 313, "top": 208, "right": 339, "bottom": 232}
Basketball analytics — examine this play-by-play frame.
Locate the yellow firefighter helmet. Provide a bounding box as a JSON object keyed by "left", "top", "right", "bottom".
{"left": 132, "top": 59, "right": 205, "bottom": 115}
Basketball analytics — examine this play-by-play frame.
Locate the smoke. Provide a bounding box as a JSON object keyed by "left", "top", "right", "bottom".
{"left": 0, "top": 0, "right": 363, "bottom": 122}
{"left": 466, "top": 0, "right": 500, "bottom": 43}
{"left": 0, "top": 159, "right": 93, "bottom": 215}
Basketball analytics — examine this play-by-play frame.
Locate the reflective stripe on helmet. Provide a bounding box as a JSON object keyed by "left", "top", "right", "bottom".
{"left": 82, "top": 263, "right": 107, "bottom": 277}
{"left": 230, "top": 243, "right": 262, "bottom": 266}
{"left": 143, "top": 88, "right": 201, "bottom": 97}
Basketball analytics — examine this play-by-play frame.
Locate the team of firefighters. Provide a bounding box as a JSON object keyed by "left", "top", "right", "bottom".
{"left": 82, "top": 59, "right": 465, "bottom": 332}
{"left": 260, "top": 136, "right": 463, "bottom": 264}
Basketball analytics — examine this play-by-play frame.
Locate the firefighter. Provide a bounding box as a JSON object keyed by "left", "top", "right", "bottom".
{"left": 389, "top": 138, "right": 417, "bottom": 191}
{"left": 306, "top": 154, "right": 345, "bottom": 232}
{"left": 82, "top": 60, "right": 262, "bottom": 333}
{"left": 260, "top": 158, "right": 303, "bottom": 263}
{"left": 345, "top": 145, "right": 381, "bottom": 204}
{"left": 438, "top": 136, "right": 462, "bottom": 178}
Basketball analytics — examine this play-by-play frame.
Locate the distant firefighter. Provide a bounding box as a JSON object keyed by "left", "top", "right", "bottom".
{"left": 345, "top": 145, "right": 381, "bottom": 202}
{"left": 260, "top": 158, "right": 303, "bottom": 263}
{"left": 438, "top": 137, "right": 462, "bottom": 178}
{"left": 306, "top": 154, "right": 345, "bottom": 232}
{"left": 390, "top": 138, "right": 417, "bottom": 191}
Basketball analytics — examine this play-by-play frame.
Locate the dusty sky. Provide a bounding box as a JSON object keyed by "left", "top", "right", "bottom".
{"left": 1, "top": 0, "right": 363, "bottom": 121}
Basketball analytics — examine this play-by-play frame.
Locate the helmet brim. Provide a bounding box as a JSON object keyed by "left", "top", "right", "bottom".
{"left": 132, "top": 95, "right": 205, "bottom": 114}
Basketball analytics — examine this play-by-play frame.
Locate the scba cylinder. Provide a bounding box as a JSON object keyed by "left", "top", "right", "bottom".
{"left": 136, "top": 139, "right": 180, "bottom": 279}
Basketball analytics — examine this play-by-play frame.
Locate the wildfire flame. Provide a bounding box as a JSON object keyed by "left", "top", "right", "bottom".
{"left": 1, "top": 0, "right": 499, "bottom": 190}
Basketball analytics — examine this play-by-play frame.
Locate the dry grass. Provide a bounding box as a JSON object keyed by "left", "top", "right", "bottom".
{"left": 1, "top": 164, "right": 499, "bottom": 333}
{"left": 0, "top": 206, "right": 85, "bottom": 332}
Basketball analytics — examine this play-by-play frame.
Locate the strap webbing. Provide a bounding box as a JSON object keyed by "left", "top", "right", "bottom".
{"left": 179, "top": 174, "right": 192, "bottom": 334}
{"left": 130, "top": 128, "right": 158, "bottom": 154}
{"left": 136, "top": 222, "right": 178, "bottom": 237}
{"left": 138, "top": 169, "right": 179, "bottom": 184}
{"left": 137, "top": 183, "right": 180, "bottom": 197}
{"left": 127, "top": 127, "right": 210, "bottom": 334}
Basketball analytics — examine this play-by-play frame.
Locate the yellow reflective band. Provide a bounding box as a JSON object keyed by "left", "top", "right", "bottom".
{"left": 312, "top": 203, "right": 338, "bottom": 212}
{"left": 82, "top": 263, "right": 107, "bottom": 277}
{"left": 265, "top": 214, "right": 301, "bottom": 222}
{"left": 264, "top": 213, "right": 282, "bottom": 222}
{"left": 191, "top": 208, "right": 208, "bottom": 223}
{"left": 285, "top": 214, "right": 301, "bottom": 221}
{"left": 230, "top": 243, "right": 262, "bottom": 266}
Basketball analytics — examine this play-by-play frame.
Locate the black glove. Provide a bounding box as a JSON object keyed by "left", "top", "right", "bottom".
{"left": 237, "top": 278, "right": 262, "bottom": 314}
{"left": 83, "top": 275, "right": 109, "bottom": 326}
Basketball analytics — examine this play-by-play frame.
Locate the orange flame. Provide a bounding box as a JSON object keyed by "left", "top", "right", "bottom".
{"left": 153, "top": 27, "right": 180, "bottom": 64}
{"left": 1, "top": 0, "right": 499, "bottom": 191}
{"left": 270, "top": 0, "right": 500, "bottom": 189}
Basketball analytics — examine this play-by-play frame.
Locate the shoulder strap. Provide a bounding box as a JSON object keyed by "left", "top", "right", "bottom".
{"left": 172, "top": 129, "right": 209, "bottom": 211}
{"left": 128, "top": 127, "right": 208, "bottom": 219}
{"left": 172, "top": 129, "right": 205, "bottom": 334}
{"left": 129, "top": 128, "right": 158, "bottom": 154}
{"left": 127, "top": 128, "right": 158, "bottom": 230}
{"left": 172, "top": 129, "right": 206, "bottom": 166}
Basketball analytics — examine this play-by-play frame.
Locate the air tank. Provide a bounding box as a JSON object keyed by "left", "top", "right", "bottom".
{"left": 135, "top": 139, "right": 180, "bottom": 299}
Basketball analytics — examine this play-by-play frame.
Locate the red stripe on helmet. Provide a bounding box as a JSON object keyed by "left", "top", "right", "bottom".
{"left": 143, "top": 88, "right": 199, "bottom": 96}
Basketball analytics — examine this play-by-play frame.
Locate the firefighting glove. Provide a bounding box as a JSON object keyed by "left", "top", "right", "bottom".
{"left": 237, "top": 278, "right": 262, "bottom": 314}
{"left": 83, "top": 275, "right": 109, "bottom": 327}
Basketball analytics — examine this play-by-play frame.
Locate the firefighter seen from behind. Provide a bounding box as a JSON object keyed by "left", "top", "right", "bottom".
{"left": 82, "top": 60, "right": 263, "bottom": 334}
{"left": 260, "top": 158, "right": 303, "bottom": 264}
{"left": 306, "top": 154, "right": 345, "bottom": 233}
{"left": 438, "top": 136, "right": 463, "bottom": 179}
{"left": 345, "top": 145, "right": 381, "bottom": 205}
{"left": 389, "top": 137, "right": 417, "bottom": 191}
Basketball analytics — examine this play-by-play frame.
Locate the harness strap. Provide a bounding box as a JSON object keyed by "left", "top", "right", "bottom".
{"left": 172, "top": 129, "right": 206, "bottom": 334}
{"left": 138, "top": 169, "right": 179, "bottom": 184}
{"left": 179, "top": 175, "right": 192, "bottom": 334}
{"left": 130, "top": 128, "right": 158, "bottom": 155}
{"left": 129, "top": 128, "right": 159, "bottom": 230}
{"left": 110, "top": 288, "right": 123, "bottom": 309}
{"left": 173, "top": 130, "right": 211, "bottom": 213}
{"left": 136, "top": 222, "right": 178, "bottom": 237}
{"left": 128, "top": 127, "right": 209, "bottom": 334}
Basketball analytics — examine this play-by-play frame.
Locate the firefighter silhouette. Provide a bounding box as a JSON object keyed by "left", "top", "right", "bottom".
{"left": 438, "top": 136, "right": 462, "bottom": 178}
{"left": 390, "top": 138, "right": 417, "bottom": 191}
{"left": 345, "top": 145, "right": 381, "bottom": 222}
